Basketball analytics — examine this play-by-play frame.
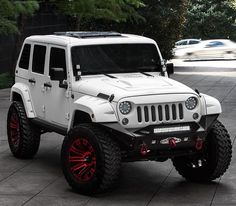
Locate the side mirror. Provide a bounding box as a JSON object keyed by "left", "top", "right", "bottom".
{"left": 59, "top": 80, "right": 68, "bottom": 89}
{"left": 166, "top": 63, "right": 174, "bottom": 75}
{"left": 50, "top": 67, "right": 65, "bottom": 81}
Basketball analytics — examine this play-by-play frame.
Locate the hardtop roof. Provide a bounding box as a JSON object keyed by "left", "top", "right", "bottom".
{"left": 25, "top": 32, "right": 156, "bottom": 47}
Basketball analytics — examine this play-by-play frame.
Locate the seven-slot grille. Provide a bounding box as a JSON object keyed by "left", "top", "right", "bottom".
{"left": 137, "top": 103, "right": 184, "bottom": 123}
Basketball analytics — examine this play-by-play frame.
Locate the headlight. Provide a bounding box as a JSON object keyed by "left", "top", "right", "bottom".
{"left": 185, "top": 97, "right": 198, "bottom": 110}
{"left": 119, "top": 101, "right": 132, "bottom": 115}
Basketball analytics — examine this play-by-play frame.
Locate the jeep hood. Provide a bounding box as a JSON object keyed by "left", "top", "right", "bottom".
{"left": 74, "top": 73, "right": 196, "bottom": 101}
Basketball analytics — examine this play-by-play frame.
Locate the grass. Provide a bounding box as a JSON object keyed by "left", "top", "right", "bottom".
{"left": 0, "top": 72, "right": 13, "bottom": 89}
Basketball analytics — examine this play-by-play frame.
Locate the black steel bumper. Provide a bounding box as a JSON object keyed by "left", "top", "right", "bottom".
{"left": 121, "top": 115, "right": 218, "bottom": 161}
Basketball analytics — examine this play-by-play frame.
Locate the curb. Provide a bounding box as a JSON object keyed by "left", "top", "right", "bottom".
{"left": 174, "top": 66, "right": 236, "bottom": 72}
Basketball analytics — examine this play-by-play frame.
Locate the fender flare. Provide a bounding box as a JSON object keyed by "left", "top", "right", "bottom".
{"left": 71, "top": 95, "right": 117, "bottom": 125}
{"left": 10, "top": 83, "right": 35, "bottom": 118}
{"left": 201, "top": 93, "right": 222, "bottom": 115}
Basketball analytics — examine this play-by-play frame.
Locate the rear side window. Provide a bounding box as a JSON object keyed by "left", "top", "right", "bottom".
{"left": 49, "top": 47, "right": 67, "bottom": 79}
{"left": 32, "top": 45, "right": 46, "bottom": 74}
{"left": 189, "top": 40, "right": 199, "bottom": 45}
{"left": 19, "top": 44, "right": 31, "bottom": 70}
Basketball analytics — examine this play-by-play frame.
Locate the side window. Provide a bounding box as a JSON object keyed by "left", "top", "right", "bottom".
{"left": 49, "top": 47, "right": 67, "bottom": 80}
{"left": 213, "top": 41, "right": 224, "bottom": 47}
{"left": 19, "top": 44, "right": 31, "bottom": 70}
{"left": 189, "top": 40, "right": 199, "bottom": 45}
{"left": 181, "top": 41, "right": 187, "bottom": 45}
{"left": 206, "top": 41, "right": 224, "bottom": 48}
{"left": 32, "top": 45, "right": 46, "bottom": 74}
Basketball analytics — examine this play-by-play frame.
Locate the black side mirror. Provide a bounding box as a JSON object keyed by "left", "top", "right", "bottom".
{"left": 50, "top": 67, "right": 65, "bottom": 81}
{"left": 59, "top": 81, "right": 68, "bottom": 89}
{"left": 166, "top": 63, "right": 174, "bottom": 75}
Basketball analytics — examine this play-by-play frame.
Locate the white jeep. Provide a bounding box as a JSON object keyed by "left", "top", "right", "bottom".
{"left": 7, "top": 32, "right": 232, "bottom": 194}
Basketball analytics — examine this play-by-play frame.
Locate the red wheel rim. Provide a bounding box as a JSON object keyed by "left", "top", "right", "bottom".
{"left": 68, "top": 138, "right": 96, "bottom": 182}
{"left": 9, "top": 111, "right": 20, "bottom": 149}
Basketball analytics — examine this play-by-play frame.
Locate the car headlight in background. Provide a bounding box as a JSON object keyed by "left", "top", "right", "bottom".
{"left": 185, "top": 97, "right": 198, "bottom": 110}
{"left": 119, "top": 101, "right": 132, "bottom": 115}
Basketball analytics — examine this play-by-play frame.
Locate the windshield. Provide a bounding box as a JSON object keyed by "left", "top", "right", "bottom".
{"left": 71, "top": 44, "right": 162, "bottom": 76}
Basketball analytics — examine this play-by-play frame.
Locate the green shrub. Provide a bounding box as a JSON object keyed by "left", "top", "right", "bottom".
{"left": 0, "top": 72, "right": 13, "bottom": 89}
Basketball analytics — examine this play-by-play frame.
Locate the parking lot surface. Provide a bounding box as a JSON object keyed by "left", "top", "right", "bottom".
{"left": 0, "top": 66, "right": 236, "bottom": 205}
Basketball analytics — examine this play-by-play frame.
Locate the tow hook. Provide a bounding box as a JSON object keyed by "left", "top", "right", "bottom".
{"left": 195, "top": 137, "right": 203, "bottom": 150}
{"left": 169, "top": 138, "right": 177, "bottom": 148}
{"left": 140, "top": 143, "right": 150, "bottom": 156}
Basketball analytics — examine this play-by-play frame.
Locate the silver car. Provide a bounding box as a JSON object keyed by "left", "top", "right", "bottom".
{"left": 174, "top": 39, "right": 236, "bottom": 60}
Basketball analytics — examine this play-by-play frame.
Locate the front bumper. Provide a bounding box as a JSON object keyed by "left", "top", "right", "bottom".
{"left": 125, "top": 123, "right": 206, "bottom": 161}
{"left": 103, "top": 114, "right": 218, "bottom": 161}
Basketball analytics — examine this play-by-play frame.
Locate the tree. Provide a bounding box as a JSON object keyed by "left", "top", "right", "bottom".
{"left": 51, "top": 0, "right": 145, "bottom": 31}
{"left": 0, "top": 0, "right": 39, "bottom": 75}
{"left": 135, "top": 0, "right": 189, "bottom": 59}
{"left": 183, "top": 0, "right": 236, "bottom": 40}
{"left": 0, "top": 0, "right": 39, "bottom": 35}
{"left": 81, "top": 0, "right": 189, "bottom": 59}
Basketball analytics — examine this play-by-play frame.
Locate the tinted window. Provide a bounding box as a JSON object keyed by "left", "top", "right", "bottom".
{"left": 214, "top": 41, "right": 224, "bottom": 46}
{"left": 49, "top": 48, "right": 67, "bottom": 80}
{"left": 32, "top": 45, "right": 46, "bottom": 74}
{"left": 177, "top": 41, "right": 187, "bottom": 45}
{"left": 19, "top": 44, "right": 31, "bottom": 70}
{"left": 206, "top": 41, "right": 224, "bottom": 48}
{"left": 189, "top": 40, "right": 199, "bottom": 45}
{"left": 71, "top": 44, "right": 162, "bottom": 75}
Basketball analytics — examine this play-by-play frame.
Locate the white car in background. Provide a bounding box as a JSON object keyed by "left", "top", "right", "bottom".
{"left": 174, "top": 39, "right": 236, "bottom": 60}
{"left": 175, "top": 39, "right": 201, "bottom": 48}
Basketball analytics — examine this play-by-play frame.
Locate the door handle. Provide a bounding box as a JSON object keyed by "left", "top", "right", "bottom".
{"left": 44, "top": 82, "right": 52, "bottom": 88}
{"left": 28, "top": 78, "right": 36, "bottom": 83}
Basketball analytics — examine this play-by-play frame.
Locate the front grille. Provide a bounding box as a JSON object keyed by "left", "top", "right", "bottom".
{"left": 137, "top": 103, "right": 184, "bottom": 123}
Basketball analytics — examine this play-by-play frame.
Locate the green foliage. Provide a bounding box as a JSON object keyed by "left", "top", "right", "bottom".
{"left": 51, "top": 0, "right": 145, "bottom": 30}
{"left": 84, "top": 0, "right": 189, "bottom": 59}
{"left": 0, "top": 0, "right": 39, "bottom": 35}
{"left": 136, "top": 0, "right": 189, "bottom": 59}
{"left": 184, "top": 0, "right": 236, "bottom": 40}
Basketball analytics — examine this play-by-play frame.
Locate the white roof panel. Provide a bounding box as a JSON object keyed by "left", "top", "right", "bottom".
{"left": 25, "top": 33, "right": 156, "bottom": 47}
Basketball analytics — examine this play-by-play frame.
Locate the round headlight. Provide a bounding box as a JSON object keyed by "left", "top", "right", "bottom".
{"left": 185, "top": 97, "right": 198, "bottom": 110}
{"left": 119, "top": 101, "right": 132, "bottom": 115}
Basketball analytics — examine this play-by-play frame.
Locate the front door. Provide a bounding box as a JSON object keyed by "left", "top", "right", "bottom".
{"left": 44, "top": 46, "right": 70, "bottom": 127}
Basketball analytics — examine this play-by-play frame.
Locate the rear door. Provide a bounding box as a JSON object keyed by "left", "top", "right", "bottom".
{"left": 28, "top": 44, "right": 48, "bottom": 119}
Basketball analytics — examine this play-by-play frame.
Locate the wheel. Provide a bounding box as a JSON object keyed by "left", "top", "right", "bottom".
{"left": 223, "top": 51, "right": 234, "bottom": 59}
{"left": 186, "top": 52, "right": 198, "bottom": 61}
{"left": 7, "top": 101, "right": 40, "bottom": 159}
{"left": 61, "top": 124, "right": 121, "bottom": 194}
{"left": 172, "top": 120, "right": 232, "bottom": 182}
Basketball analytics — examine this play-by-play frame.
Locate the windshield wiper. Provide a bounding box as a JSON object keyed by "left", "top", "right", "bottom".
{"left": 140, "top": 72, "right": 153, "bottom": 77}
{"left": 103, "top": 73, "right": 117, "bottom": 79}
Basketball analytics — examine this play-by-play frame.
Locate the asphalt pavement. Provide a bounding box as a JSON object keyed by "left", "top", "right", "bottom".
{"left": 0, "top": 60, "right": 236, "bottom": 205}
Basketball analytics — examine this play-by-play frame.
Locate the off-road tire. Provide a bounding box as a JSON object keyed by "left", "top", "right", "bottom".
{"left": 172, "top": 120, "right": 232, "bottom": 182}
{"left": 61, "top": 124, "right": 121, "bottom": 195}
{"left": 7, "top": 101, "right": 40, "bottom": 159}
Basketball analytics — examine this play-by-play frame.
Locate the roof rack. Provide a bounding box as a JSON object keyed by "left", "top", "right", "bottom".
{"left": 54, "top": 31, "right": 122, "bottom": 39}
